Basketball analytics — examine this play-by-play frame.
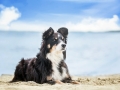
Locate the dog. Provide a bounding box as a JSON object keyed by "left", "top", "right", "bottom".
{"left": 11, "top": 27, "right": 76, "bottom": 85}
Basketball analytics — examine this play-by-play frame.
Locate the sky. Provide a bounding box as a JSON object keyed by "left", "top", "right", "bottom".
{"left": 0, "top": 0, "right": 120, "bottom": 32}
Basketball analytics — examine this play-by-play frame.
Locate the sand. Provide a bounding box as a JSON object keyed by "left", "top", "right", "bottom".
{"left": 0, "top": 74, "right": 120, "bottom": 90}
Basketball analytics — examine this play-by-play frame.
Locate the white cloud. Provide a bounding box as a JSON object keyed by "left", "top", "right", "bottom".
{"left": 10, "top": 21, "right": 49, "bottom": 31}
{"left": 0, "top": 4, "right": 21, "bottom": 30}
{"left": 65, "top": 15, "right": 120, "bottom": 32}
{"left": 0, "top": 4, "right": 120, "bottom": 32}
{"left": 0, "top": 5, "right": 58, "bottom": 32}
{"left": 9, "top": 15, "right": 120, "bottom": 32}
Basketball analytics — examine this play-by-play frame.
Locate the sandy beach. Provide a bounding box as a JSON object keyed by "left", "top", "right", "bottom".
{"left": 0, "top": 74, "right": 120, "bottom": 90}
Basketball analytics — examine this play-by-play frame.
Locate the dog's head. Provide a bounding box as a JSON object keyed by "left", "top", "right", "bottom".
{"left": 42, "top": 27, "right": 68, "bottom": 53}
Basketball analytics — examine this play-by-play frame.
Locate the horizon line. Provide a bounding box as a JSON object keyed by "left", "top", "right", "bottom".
{"left": 0, "top": 30, "right": 120, "bottom": 33}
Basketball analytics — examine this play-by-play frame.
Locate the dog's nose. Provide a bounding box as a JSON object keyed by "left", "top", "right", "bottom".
{"left": 62, "top": 44, "right": 66, "bottom": 48}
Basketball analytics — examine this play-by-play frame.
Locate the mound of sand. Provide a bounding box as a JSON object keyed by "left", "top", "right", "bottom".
{"left": 0, "top": 74, "right": 120, "bottom": 90}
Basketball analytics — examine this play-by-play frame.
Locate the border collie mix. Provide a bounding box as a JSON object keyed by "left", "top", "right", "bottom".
{"left": 11, "top": 27, "right": 74, "bottom": 84}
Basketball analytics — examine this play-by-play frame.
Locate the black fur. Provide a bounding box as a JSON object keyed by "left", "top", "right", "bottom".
{"left": 11, "top": 27, "right": 72, "bottom": 84}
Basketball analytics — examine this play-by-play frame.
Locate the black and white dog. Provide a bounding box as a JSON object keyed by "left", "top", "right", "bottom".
{"left": 11, "top": 27, "right": 75, "bottom": 84}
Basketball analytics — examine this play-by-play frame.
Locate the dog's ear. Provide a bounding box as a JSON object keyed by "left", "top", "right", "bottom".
{"left": 43, "top": 27, "right": 54, "bottom": 40}
{"left": 57, "top": 27, "right": 68, "bottom": 38}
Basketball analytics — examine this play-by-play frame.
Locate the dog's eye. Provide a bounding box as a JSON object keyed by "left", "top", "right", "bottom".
{"left": 61, "top": 36, "right": 64, "bottom": 40}
{"left": 54, "top": 38, "right": 58, "bottom": 41}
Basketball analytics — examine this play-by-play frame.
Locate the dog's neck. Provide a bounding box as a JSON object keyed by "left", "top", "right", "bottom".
{"left": 46, "top": 51, "right": 64, "bottom": 65}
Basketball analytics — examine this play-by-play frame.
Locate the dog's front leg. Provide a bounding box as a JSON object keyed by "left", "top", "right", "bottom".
{"left": 55, "top": 80, "right": 63, "bottom": 84}
{"left": 47, "top": 76, "right": 63, "bottom": 85}
{"left": 62, "top": 77, "right": 79, "bottom": 84}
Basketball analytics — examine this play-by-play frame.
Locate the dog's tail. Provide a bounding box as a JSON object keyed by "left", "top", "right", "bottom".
{"left": 10, "top": 58, "right": 26, "bottom": 83}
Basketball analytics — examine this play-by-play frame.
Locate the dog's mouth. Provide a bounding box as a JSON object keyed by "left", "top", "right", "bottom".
{"left": 61, "top": 47, "right": 66, "bottom": 51}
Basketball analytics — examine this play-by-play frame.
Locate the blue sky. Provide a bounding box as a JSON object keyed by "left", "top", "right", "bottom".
{"left": 0, "top": 0, "right": 120, "bottom": 32}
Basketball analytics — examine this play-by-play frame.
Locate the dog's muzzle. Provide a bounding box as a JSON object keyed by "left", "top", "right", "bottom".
{"left": 62, "top": 44, "right": 66, "bottom": 50}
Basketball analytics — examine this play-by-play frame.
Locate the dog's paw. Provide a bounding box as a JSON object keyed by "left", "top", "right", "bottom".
{"left": 55, "top": 80, "right": 63, "bottom": 84}
{"left": 47, "top": 80, "right": 56, "bottom": 85}
{"left": 71, "top": 80, "right": 80, "bottom": 84}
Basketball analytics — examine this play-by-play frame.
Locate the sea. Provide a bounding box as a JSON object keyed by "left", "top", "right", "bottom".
{"left": 0, "top": 31, "right": 120, "bottom": 76}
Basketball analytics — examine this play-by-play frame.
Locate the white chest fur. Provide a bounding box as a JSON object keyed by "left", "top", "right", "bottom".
{"left": 46, "top": 51, "right": 68, "bottom": 80}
